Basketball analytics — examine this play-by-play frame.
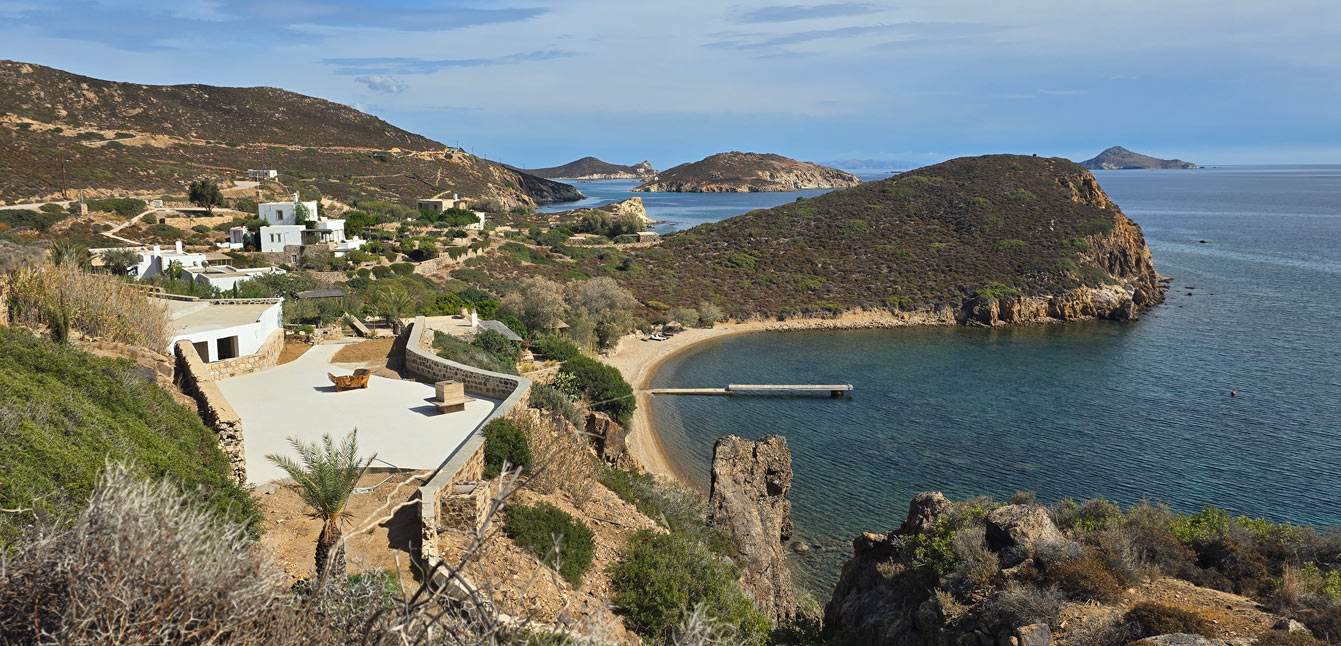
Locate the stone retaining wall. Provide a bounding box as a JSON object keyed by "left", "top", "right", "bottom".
{"left": 201, "top": 327, "right": 284, "bottom": 381}
{"left": 173, "top": 340, "right": 247, "bottom": 483}
{"left": 405, "top": 315, "right": 530, "bottom": 567}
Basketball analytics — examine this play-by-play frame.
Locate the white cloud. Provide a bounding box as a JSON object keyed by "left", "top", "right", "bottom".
{"left": 354, "top": 75, "right": 408, "bottom": 94}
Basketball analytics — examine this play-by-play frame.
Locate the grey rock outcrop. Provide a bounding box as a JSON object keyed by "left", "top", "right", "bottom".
{"left": 707, "top": 435, "right": 801, "bottom": 624}
{"left": 986, "top": 504, "right": 1062, "bottom": 552}
{"left": 1139, "top": 635, "right": 1227, "bottom": 646}
{"left": 584, "top": 411, "right": 638, "bottom": 469}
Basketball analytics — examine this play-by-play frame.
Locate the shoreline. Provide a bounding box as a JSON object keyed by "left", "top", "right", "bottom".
{"left": 604, "top": 308, "right": 958, "bottom": 487}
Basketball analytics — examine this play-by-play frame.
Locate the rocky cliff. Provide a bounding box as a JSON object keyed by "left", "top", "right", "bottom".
{"left": 525, "top": 157, "right": 657, "bottom": 180}
{"left": 707, "top": 435, "right": 805, "bottom": 624}
{"left": 633, "top": 152, "right": 861, "bottom": 193}
{"left": 1081, "top": 146, "right": 1197, "bottom": 170}
{"left": 623, "top": 154, "right": 1166, "bottom": 324}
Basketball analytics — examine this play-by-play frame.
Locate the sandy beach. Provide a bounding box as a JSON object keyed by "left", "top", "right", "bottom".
{"left": 604, "top": 308, "right": 957, "bottom": 486}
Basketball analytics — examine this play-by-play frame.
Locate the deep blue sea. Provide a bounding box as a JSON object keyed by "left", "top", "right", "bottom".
{"left": 584, "top": 166, "right": 1341, "bottom": 591}
{"left": 539, "top": 172, "right": 902, "bottom": 232}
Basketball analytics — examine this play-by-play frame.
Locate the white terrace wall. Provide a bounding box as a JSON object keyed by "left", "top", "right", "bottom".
{"left": 403, "top": 316, "right": 531, "bottom": 570}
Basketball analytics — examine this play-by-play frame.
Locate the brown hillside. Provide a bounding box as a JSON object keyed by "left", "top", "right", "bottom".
{"left": 0, "top": 61, "right": 582, "bottom": 207}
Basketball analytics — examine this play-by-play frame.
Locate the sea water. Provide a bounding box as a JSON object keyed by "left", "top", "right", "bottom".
{"left": 638, "top": 166, "right": 1341, "bottom": 591}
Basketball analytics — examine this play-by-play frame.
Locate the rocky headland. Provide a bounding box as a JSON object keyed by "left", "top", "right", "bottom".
{"left": 524, "top": 157, "right": 657, "bottom": 180}
{"left": 622, "top": 154, "right": 1167, "bottom": 326}
{"left": 1081, "top": 146, "right": 1197, "bottom": 170}
{"left": 633, "top": 152, "right": 861, "bottom": 193}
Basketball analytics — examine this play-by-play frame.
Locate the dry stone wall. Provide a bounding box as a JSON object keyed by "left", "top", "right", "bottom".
{"left": 405, "top": 316, "right": 530, "bottom": 567}
{"left": 173, "top": 340, "right": 247, "bottom": 483}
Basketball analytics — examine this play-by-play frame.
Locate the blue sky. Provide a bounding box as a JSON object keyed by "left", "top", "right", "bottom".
{"left": 2, "top": 1, "right": 1339, "bottom": 168}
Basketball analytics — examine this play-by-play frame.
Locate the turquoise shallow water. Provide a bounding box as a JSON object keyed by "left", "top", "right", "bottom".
{"left": 640, "top": 166, "right": 1341, "bottom": 590}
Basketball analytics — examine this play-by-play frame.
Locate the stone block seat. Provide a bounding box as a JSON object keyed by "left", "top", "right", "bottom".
{"left": 434, "top": 380, "right": 475, "bottom": 413}
{"left": 329, "top": 368, "right": 372, "bottom": 391}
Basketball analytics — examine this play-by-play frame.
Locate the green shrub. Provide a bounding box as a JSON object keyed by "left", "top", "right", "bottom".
{"left": 532, "top": 335, "right": 581, "bottom": 362}
{"left": 481, "top": 418, "right": 531, "bottom": 478}
{"left": 0, "top": 329, "right": 260, "bottom": 543}
{"left": 38, "top": 203, "right": 64, "bottom": 214}
{"left": 528, "top": 384, "right": 582, "bottom": 427}
{"left": 1123, "top": 602, "right": 1214, "bottom": 639}
{"left": 904, "top": 520, "right": 961, "bottom": 585}
{"left": 974, "top": 281, "right": 1023, "bottom": 303}
{"left": 598, "top": 468, "right": 731, "bottom": 555}
{"left": 390, "top": 262, "right": 414, "bottom": 276}
{"left": 471, "top": 328, "right": 520, "bottom": 365}
{"left": 609, "top": 530, "right": 768, "bottom": 645}
{"left": 432, "top": 331, "right": 516, "bottom": 375}
{"left": 559, "top": 355, "right": 634, "bottom": 424}
{"left": 504, "top": 502, "right": 595, "bottom": 586}
{"left": 84, "top": 198, "right": 146, "bottom": 219}
{"left": 371, "top": 265, "right": 392, "bottom": 279}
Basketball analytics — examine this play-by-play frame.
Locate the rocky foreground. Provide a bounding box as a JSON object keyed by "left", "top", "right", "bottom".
{"left": 633, "top": 152, "right": 861, "bottom": 192}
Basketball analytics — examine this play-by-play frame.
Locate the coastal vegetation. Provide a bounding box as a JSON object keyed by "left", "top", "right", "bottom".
{"left": 503, "top": 502, "right": 596, "bottom": 586}
{"left": 0, "top": 328, "right": 260, "bottom": 545}
{"left": 559, "top": 355, "right": 635, "bottom": 425}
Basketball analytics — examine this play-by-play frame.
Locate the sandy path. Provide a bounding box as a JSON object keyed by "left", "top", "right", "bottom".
{"left": 604, "top": 309, "right": 955, "bottom": 485}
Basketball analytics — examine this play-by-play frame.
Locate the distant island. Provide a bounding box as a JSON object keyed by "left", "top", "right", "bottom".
{"left": 1081, "top": 146, "right": 1197, "bottom": 170}
{"left": 523, "top": 156, "right": 657, "bottom": 180}
{"left": 633, "top": 152, "right": 861, "bottom": 193}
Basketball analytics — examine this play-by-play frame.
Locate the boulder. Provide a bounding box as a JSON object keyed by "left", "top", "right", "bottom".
{"left": 1273, "top": 618, "right": 1310, "bottom": 634}
{"left": 899, "top": 491, "right": 951, "bottom": 535}
{"left": 1014, "top": 623, "right": 1052, "bottom": 646}
{"left": 986, "top": 505, "right": 1062, "bottom": 552}
{"left": 708, "top": 435, "right": 801, "bottom": 624}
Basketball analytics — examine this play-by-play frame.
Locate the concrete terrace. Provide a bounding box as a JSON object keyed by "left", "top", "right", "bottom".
{"left": 217, "top": 342, "right": 499, "bottom": 484}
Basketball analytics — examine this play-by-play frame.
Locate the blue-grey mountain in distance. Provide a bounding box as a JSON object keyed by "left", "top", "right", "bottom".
{"left": 1081, "top": 146, "right": 1198, "bottom": 170}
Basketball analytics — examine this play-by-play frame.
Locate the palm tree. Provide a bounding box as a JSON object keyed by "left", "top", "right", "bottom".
{"left": 49, "top": 240, "right": 91, "bottom": 270}
{"left": 378, "top": 287, "right": 412, "bottom": 332}
{"left": 266, "top": 431, "right": 375, "bottom": 585}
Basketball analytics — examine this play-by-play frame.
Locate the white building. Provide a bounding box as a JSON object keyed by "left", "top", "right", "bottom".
{"left": 248, "top": 169, "right": 278, "bottom": 181}
{"left": 259, "top": 195, "right": 320, "bottom": 226}
{"left": 162, "top": 297, "right": 283, "bottom": 363}
{"left": 181, "top": 265, "right": 285, "bottom": 292}
{"left": 259, "top": 224, "right": 305, "bottom": 253}
{"left": 131, "top": 241, "right": 207, "bottom": 280}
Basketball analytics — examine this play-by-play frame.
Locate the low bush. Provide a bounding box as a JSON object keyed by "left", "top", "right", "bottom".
{"left": 992, "top": 583, "right": 1064, "bottom": 628}
{"left": 1123, "top": 602, "right": 1214, "bottom": 640}
{"left": 503, "top": 502, "right": 595, "bottom": 587}
{"left": 598, "top": 468, "right": 731, "bottom": 555}
{"left": 609, "top": 530, "right": 768, "bottom": 645}
{"left": 1251, "top": 631, "right": 1326, "bottom": 646}
{"left": 433, "top": 332, "right": 516, "bottom": 375}
{"left": 1040, "top": 548, "right": 1124, "bottom": 603}
{"left": 470, "top": 328, "right": 520, "bottom": 366}
{"left": 559, "top": 355, "right": 634, "bottom": 425}
{"left": 532, "top": 335, "right": 581, "bottom": 362}
{"left": 84, "top": 198, "right": 146, "bottom": 219}
{"left": 390, "top": 262, "right": 414, "bottom": 276}
{"left": 528, "top": 384, "right": 582, "bottom": 428}
{"left": 481, "top": 418, "right": 532, "bottom": 478}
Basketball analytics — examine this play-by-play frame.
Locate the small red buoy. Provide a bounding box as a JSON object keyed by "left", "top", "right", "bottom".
{"left": 1231, "top": 391, "right": 1237, "bottom": 397}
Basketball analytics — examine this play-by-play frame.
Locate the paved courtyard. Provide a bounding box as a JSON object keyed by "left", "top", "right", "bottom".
{"left": 218, "top": 342, "right": 498, "bottom": 484}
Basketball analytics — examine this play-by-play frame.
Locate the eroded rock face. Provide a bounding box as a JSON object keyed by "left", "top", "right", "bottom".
{"left": 900, "top": 491, "right": 951, "bottom": 535}
{"left": 584, "top": 411, "right": 639, "bottom": 470}
{"left": 707, "top": 435, "right": 801, "bottom": 624}
{"left": 986, "top": 504, "right": 1063, "bottom": 553}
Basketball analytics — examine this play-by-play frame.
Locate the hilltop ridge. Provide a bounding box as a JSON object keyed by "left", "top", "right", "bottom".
{"left": 622, "top": 154, "right": 1165, "bottom": 324}
{"left": 524, "top": 157, "right": 656, "bottom": 180}
{"left": 634, "top": 151, "right": 861, "bottom": 193}
{"left": 0, "top": 61, "right": 581, "bottom": 207}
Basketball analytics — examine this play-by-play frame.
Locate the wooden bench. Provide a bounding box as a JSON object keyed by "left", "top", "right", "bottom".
{"left": 434, "top": 380, "right": 474, "bottom": 413}
{"left": 328, "top": 368, "right": 372, "bottom": 392}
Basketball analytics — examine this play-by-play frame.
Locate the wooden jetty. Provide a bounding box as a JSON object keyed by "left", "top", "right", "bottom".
{"left": 647, "top": 384, "right": 853, "bottom": 398}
